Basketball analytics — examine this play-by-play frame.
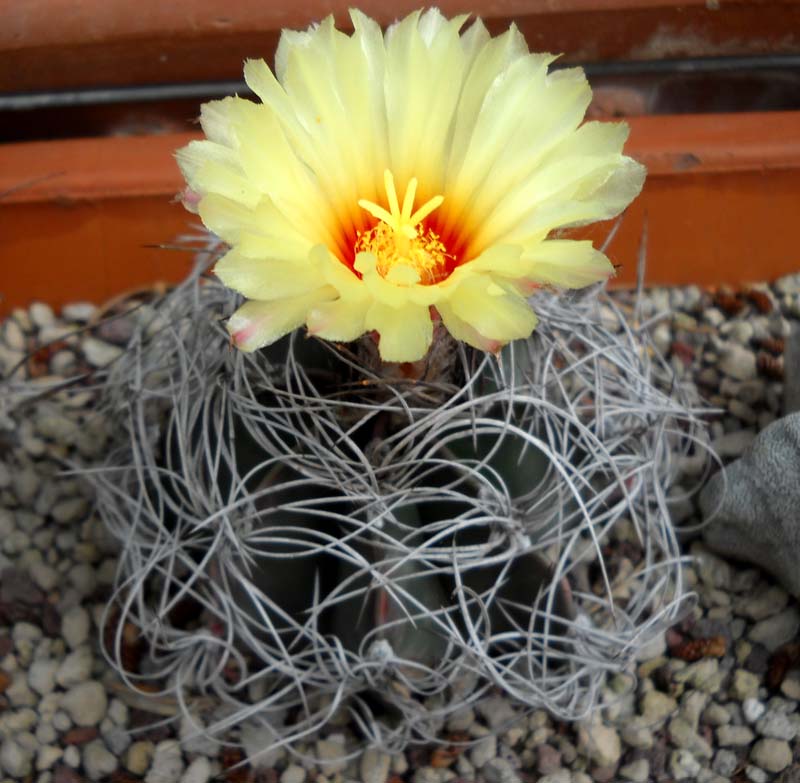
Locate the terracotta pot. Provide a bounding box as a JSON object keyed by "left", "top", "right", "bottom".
{"left": 1, "top": 111, "right": 799, "bottom": 315}
{"left": 2, "top": 0, "right": 798, "bottom": 91}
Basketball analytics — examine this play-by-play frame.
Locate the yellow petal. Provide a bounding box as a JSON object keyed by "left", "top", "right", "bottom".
{"left": 228, "top": 289, "right": 334, "bottom": 352}
{"left": 436, "top": 300, "right": 504, "bottom": 353}
{"left": 365, "top": 301, "right": 433, "bottom": 362}
{"left": 306, "top": 297, "right": 370, "bottom": 342}
{"left": 198, "top": 194, "right": 311, "bottom": 259}
{"left": 521, "top": 240, "right": 615, "bottom": 288}
{"left": 214, "top": 248, "right": 322, "bottom": 301}
{"left": 447, "top": 275, "right": 538, "bottom": 342}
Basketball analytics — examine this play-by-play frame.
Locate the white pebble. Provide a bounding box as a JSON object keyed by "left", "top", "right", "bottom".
{"left": 743, "top": 698, "right": 766, "bottom": 724}
{"left": 62, "top": 680, "right": 108, "bottom": 727}
{"left": 56, "top": 645, "right": 93, "bottom": 687}
{"left": 83, "top": 739, "right": 118, "bottom": 781}
{"left": 29, "top": 302, "right": 56, "bottom": 328}
{"left": 0, "top": 738, "right": 34, "bottom": 778}
{"left": 81, "top": 337, "right": 123, "bottom": 367}
{"left": 28, "top": 659, "right": 58, "bottom": 695}
{"left": 180, "top": 757, "right": 212, "bottom": 783}
{"left": 62, "top": 302, "right": 97, "bottom": 322}
{"left": 61, "top": 606, "right": 90, "bottom": 649}
{"left": 146, "top": 740, "right": 185, "bottom": 783}
{"left": 36, "top": 746, "right": 63, "bottom": 771}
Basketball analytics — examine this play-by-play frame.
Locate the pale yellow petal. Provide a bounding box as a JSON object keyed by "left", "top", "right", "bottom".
{"left": 448, "top": 275, "right": 538, "bottom": 342}
{"left": 214, "top": 248, "right": 322, "bottom": 301}
{"left": 384, "top": 9, "right": 468, "bottom": 191}
{"left": 436, "top": 301, "right": 504, "bottom": 353}
{"left": 306, "top": 297, "right": 370, "bottom": 342}
{"left": 198, "top": 194, "right": 312, "bottom": 259}
{"left": 365, "top": 301, "right": 433, "bottom": 362}
{"left": 521, "top": 240, "right": 615, "bottom": 288}
{"left": 228, "top": 288, "right": 334, "bottom": 352}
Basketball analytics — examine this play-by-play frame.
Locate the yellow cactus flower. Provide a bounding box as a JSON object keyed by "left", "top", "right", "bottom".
{"left": 177, "top": 9, "right": 645, "bottom": 363}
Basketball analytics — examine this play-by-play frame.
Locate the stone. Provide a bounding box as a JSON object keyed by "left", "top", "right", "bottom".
{"left": 30, "top": 302, "right": 55, "bottom": 328}
{"left": 61, "top": 303, "right": 97, "bottom": 322}
{"left": 756, "top": 711, "right": 798, "bottom": 741}
{"left": 743, "top": 698, "right": 766, "bottom": 724}
{"left": 577, "top": 720, "right": 621, "bottom": 768}
{"left": 61, "top": 606, "right": 90, "bottom": 649}
{"left": 730, "top": 669, "right": 761, "bottom": 700}
{"left": 28, "top": 658, "right": 58, "bottom": 695}
{"left": 619, "top": 758, "right": 649, "bottom": 782}
{"left": 750, "top": 738, "right": 792, "bottom": 773}
{"left": 145, "top": 740, "right": 184, "bottom": 783}
{"left": 750, "top": 608, "right": 800, "bottom": 651}
{"left": 280, "top": 765, "right": 306, "bottom": 783}
{"left": 81, "top": 337, "right": 123, "bottom": 367}
{"left": 641, "top": 690, "right": 678, "bottom": 723}
{"left": 360, "top": 749, "right": 391, "bottom": 783}
{"left": 56, "top": 646, "right": 92, "bottom": 687}
{"left": 37, "top": 746, "right": 63, "bottom": 772}
{"left": 125, "top": 741, "right": 154, "bottom": 775}
{"left": 469, "top": 734, "right": 497, "bottom": 768}
{"left": 701, "top": 414, "right": 800, "bottom": 599}
{"left": 61, "top": 681, "right": 107, "bottom": 727}
{"left": 736, "top": 586, "right": 790, "bottom": 621}
{"left": 717, "top": 724, "right": 755, "bottom": 746}
{"left": 482, "top": 758, "right": 521, "bottom": 783}
{"left": 315, "top": 737, "right": 348, "bottom": 776}
{"left": 180, "top": 757, "right": 211, "bottom": 783}
{"left": 670, "top": 749, "right": 701, "bottom": 780}
{"left": 83, "top": 740, "right": 117, "bottom": 781}
{"left": 785, "top": 323, "right": 800, "bottom": 414}
{"left": 620, "top": 717, "right": 653, "bottom": 749}
{"left": 746, "top": 766, "right": 769, "bottom": 783}
{"left": 712, "top": 749, "right": 738, "bottom": 777}
{"left": 1, "top": 737, "right": 33, "bottom": 777}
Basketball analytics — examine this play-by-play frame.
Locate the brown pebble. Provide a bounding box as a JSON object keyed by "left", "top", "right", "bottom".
{"left": 759, "top": 336, "right": 785, "bottom": 355}
{"left": 110, "top": 770, "right": 144, "bottom": 783}
{"left": 42, "top": 602, "right": 62, "bottom": 637}
{"left": 52, "top": 765, "right": 83, "bottom": 783}
{"left": 757, "top": 352, "right": 784, "bottom": 380}
{"left": 0, "top": 636, "right": 12, "bottom": 657}
{"left": 62, "top": 726, "right": 99, "bottom": 745}
{"left": 671, "top": 635, "right": 727, "bottom": 661}
{"left": 744, "top": 287, "right": 775, "bottom": 314}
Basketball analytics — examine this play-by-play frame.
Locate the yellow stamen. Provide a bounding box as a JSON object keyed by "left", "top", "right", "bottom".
{"left": 357, "top": 170, "right": 450, "bottom": 286}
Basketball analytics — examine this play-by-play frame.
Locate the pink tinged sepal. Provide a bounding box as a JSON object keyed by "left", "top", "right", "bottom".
{"left": 227, "top": 290, "right": 333, "bottom": 352}
{"left": 179, "top": 187, "right": 203, "bottom": 214}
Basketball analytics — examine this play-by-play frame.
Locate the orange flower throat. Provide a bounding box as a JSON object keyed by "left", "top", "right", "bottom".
{"left": 356, "top": 170, "right": 453, "bottom": 286}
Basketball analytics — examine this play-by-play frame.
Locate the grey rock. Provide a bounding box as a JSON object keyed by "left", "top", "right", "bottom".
{"left": 81, "top": 337, "right": 123, "bottom": 367}
{"left": 719, "top": 342, "right": 757, "bottom": 380}
{"left": 785, "top": 323, "right": 800, "bottom": 414}
{"left": 28, "top": 658, "right": 58, "bottom": 695}
{"left": 61, "top": 606, "right": 90, "bottom": 649}
{"left": 746, "top": 766, "right": 769, "bottom": 783}
{"left": 750, "top": 738, "right": 792, "bottom": 773}
{"left": 61, "top": 681, "right": 107, "bottom": 727}
{"left": 577, "top": 720, "right": 621, "bottom": 768}
{"left": 670, "top": 749, "right": 701, "bottom": 780}
{"left": 360, "top": 749, "right": 391, "bottom": 783}
{"left": 619, "top": 758, "right": 649, "bottom": 783}
{"left": 469, "top": 734, "right": 497, "bottom": 768}
{"left": 756, "top": 711, "right": 798, "bottom": 741}
{"left": 701, "top": 413, "right": 800, "bottom": 599}
{"left": 280, "top": 765, "right": 306, "bottom": 783}
{"left": 145, "top": 740, "right": 184, "bottom": 783}
{"left": 83, "top": 739, "right": 117, "bottom": 781}
{"left": 180, "top": 757, "right": 211, "bottom": 783}
{"left": 736, "top": 585, "right": 789, "bottom": 621}
{"left": 749, "top": 607, "right": 800, "bottom": 651}
{"left": 743, "top": 698, "right": 766, "bottom": 724}
{"left": 712, "top": 749, "right": 738, "bottom": 777}
{"left": 482, "top": 758, "right": 521, "bottom": 783}
{"left": 730, "top": 669, "right": 761, "bottom": 701}
{"left": 0, "top": 738, "right": 33, "bottom": 778}
{"left": 717, "top": 724, "right": 755, "bottom": 746}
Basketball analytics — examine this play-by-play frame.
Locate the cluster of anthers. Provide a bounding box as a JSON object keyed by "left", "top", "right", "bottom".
{"left": 356, "top": 170, "right": 452, "bottom": 287}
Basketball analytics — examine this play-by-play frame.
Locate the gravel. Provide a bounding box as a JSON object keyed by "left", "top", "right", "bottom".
{"left": 1, "top": 275, "right": 800, "bottom": 782}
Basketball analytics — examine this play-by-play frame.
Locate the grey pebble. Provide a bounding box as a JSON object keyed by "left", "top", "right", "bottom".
{"left": 81, "top": 337, "right": 123, "bottom": 367}
{"left": 750, "top": 738, "right": 792, "bottom": 773}
{"left": 145, "top": 740, "right": 185, "bottom": 783}
{"left": 83, "top": 739, "right": 118, "bottom": 781}
{"left": 61, "top": 681, "right": 107, "bottom": 727}
{"left": 0, "top": 737, "right": 33, "bottom": 778}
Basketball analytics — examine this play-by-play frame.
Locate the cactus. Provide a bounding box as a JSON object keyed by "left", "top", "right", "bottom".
{"left": 87, "top": 240, "right": 706, "bottom": 751}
